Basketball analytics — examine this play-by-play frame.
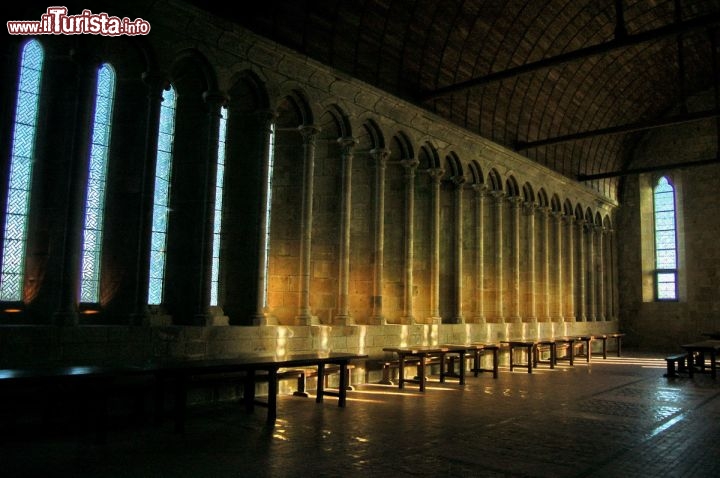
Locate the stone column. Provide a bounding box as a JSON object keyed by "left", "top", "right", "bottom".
{"left": 492, "top": 191, "right": 505, "bottom": 322}
{"left": 131, "top": 73, "right": 165, "bottom": 324}
{"left": 586, "top": 222, "right": 596, "bottom": 321}
{"left": 610, "top": 228, "right": 619, "bottom": 321}
{"left": 295, "top": 125, "right": 321, "bottom": 326}
{"left": 473, "top": 185, "right": 487, "bottom": 322}
{"left": 54, "top": 49, "right": 100, "bottom": 326}
{"left": 370, "top": 148, "right": 390, "bottom": 325}
{"left": 576, "top": 220, "right": 587, "bottom": 321}
{"left": 524, "top": 202, "right": 537, "bottom": 322}
{"left": 334, "top": 137, "right": 358, "bottom": 325}
{"left": 564, "top": 215, "right": 576, "bottom": 321}
{"left": 509, "top": 196, "right": 522, "bottom": 322}
{"left": 400, "top": 158, "right": 419, "bottom": 324}
{"left": 427, "top": 168, "right": 444, "bottom": 323}
{"left": 597, "top": 225, "right": 606, "bottom": 321}
{"left": 553, "top": 211, "right": 564, "bottom": 322}
{"left": 452, "top": 175, "right": 466, "bottom": 324}
{"left": 189, "top": 91, "right": 225, "bottom": 326}
{"left": 540, "top": 208, "right": 551, "bottom": 321}
{"left": 253, "top": 111, "right": 278, "bottom": 326}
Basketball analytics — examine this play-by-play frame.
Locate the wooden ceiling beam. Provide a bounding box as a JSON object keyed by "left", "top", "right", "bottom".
{"left": 421, "top": 12, "right": 720, "bottom": 101}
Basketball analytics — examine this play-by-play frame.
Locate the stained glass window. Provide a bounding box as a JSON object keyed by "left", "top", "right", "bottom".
{"left": 148, "top": 86, "right": 177, "bottom": 305}
{"left": 1, "top": 40, "right": 44, "bottom": 302}
{"left": 79, "top": 63, "right": 115, "bottom": 303}
{"left": 210, "top": 108, "right": 227, "bottom": 306}
{"left": 653, "top": 176, "right": 677, "bottom": 300}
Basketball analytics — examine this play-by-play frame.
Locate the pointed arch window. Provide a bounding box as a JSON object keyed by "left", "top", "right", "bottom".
{"left": 148, "top": 85, "right": 177, "bottom": 305}
{"left": 210, "top": 107, "right": 227, "bottom": 306}
{"left": 79, "top": 63, "right": 116, "bottom": 303}
{"left": 263, "top": 122, "right": 275, "bottom": 308}
{"left": 1, "top": 40, "right": 44, "bottom": 302}
{"left": 653, "top": 176, "right": 678, "bottom": 301}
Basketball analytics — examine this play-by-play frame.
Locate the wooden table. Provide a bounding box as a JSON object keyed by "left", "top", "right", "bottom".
{"left": 501, "top": 340, "right": 537, "bottom": 373}
{"left": 571, "top": 335, "right": 593, "bottom": 362}
{"left": 470, "top": 343, "right": 500, "bottom": 378}
{"left": 439, "top": 344, "right": 482, "bottom": 385}
{"left": 593, "top": 333, "right": 625, "bottom": 358}
{"left": 382, "top": 346, "right": 448, "bottom": 391}
{"left": 149, "top": 352, "right": 367, "bottom": 429}
{"left": 680, "top": 340, "right": 720, "bottom": 378}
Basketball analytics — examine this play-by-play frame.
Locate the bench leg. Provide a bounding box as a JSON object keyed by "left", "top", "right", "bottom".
{"left": 293, "top": 373, "right": 309, "bottom": 397}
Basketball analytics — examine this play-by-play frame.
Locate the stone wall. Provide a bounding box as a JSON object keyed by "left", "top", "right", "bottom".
{"left": 618, "top": 93, "right": 720, "bottom": 351}
{"left": 0, "top": 1, "right": 621, "bottom": 367}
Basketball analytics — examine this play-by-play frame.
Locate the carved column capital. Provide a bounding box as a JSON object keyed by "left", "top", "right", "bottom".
{"left": 428, "top": 167, "right": 445, "bottom": 183}
{"left": 451, "top": 175, "right": 466, "bottom": 188}
{"left": 508, "top": 196, "right": 523, "bottom": 208}
{"left": 338, "top": 136, "right": 359, "bottom": 155}
{"left": 400, "top": 158, "right": 420, "bottom": 170}
{"left": 472, "top": 183, "right": 489, "bottom": 195}
{"left": 370, "top": 147, "right": 390, "bottom": 165}
{"left": 299, "top": 124, "right": 321, "bottom": 144}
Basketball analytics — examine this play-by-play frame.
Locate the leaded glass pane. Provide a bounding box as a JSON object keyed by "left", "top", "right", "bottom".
{"left": 80, "top": 63, "right": 115, "bottom": 304}
{"left": 653, "top": 176, "right": 678, "bottom": 301}
{"left": 657, "top": 272, "right": 677, "bottom": 300}
{"left": 12, "top": 123, "right": 36, "bottom": 160}
{"left": 1, "top": 40, "right": 44, "bottom": 302}
{"left": 654, "top": 210, "right": 675, "bottom": 231}
{"left": 655, "top": 230, "right": 675, "bottom": 250}
{"left": 656, "top": 249, "right": 676, "bottom": 268}
{"left": 210, "top": 110, "right": 227, "bottom": 306}
{"left": 148, "top": 86, "right": 177, "bottom": 305}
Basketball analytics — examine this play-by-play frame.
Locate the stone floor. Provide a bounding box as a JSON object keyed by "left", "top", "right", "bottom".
{"left": 2, "top": 351, "right": 719, "bottom": 477}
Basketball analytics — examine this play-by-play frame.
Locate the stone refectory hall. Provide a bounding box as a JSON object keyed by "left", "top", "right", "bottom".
{"left": 1, "top": 0, "right": 719, "bottom": 368}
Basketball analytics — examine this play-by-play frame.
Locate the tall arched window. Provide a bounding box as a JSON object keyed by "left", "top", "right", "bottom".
{"left": 1, "top": 40, "right": 44, "bottom": 302}
{"left": 210, "top": 107, "right": 227, "bottom": 306}
{"left": 148, "top": 85, "right": 177, "bottom": 305}
{"left": 80, "top": 63, "right": 116, "bottom": 303}
{"left": 263, "top": 122, "right": 275, "bottom": 308}
{"left": 653, "top": 176, "right": 678, "bottom": 300}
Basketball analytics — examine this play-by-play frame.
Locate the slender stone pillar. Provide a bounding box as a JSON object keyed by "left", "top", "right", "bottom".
{"left": 452, "top": 176, "right": 466, "bottom": 324}
{"left": 610, "top": 228, "right": 619, "bottom": 321}
{"left": 524, "top": 202, "right": 537, "bottom": 322}
{"left": 597, "top": 225, "right": 606, "bottom": 321}
{"left": 334, "top": 137, "right": 358, "bottom": 325}
{"left": 191, "top": 91, "right": 226, "bottom": 326}
{"left": 492, "top": 191, "right": 505, "bottom": 322}
{"left": 295, "top": 125, "right": 321, "bottom": 325}
{"left": 564, "top": 215, "right": 576, "bottom": 321}
{"left": 473, "top": 185, "right": 487, "bottom": 322}
{"left": 400, "top": 158, "right": 419, "bottom": 324}
{"left": 131, "top": 73, "right": 165, "bottom": 325}
{"left": 577, "top": 220, "right": 587, "bottom": 321}
{"left": 540, "top": 208, "right": 551, "bottom": 321}
{"left": 586, "top": 222, "right": 596, "bottom": 321}
{"left": 427, "top": 168, "right": 444, "bottom": 324}
{"left": 54, "top": 49, "right": 100, "bottom": 326}
{"left": 553, "top": 211, "right": 564, "bottom": 322}
{"left": 252, "top": 111, "right": 278, "bottom": 326}
{"left": 509, "top": 196, "right": 522, "bottom": 322}
{"left": 370, "top": 148, "right": 390, "bottom": 325}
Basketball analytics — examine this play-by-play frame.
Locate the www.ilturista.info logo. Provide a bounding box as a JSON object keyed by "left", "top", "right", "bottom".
{"left": 7, "top": 6, "right": 151, "bottom": 36}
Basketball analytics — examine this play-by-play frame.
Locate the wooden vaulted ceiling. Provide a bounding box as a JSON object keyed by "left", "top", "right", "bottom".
{"left": 196, "top": 0, "right": 720, "bottom": 200}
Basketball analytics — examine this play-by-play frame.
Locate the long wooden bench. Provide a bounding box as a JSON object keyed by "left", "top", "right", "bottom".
{"left": 370, "top": 355, "right": 442, "bottom": 386}
{"left": 289, "top": 364, "right": 355, "bottom": 397}
{"left": 664, "top": 353, "right": 688, "bottom": 377}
